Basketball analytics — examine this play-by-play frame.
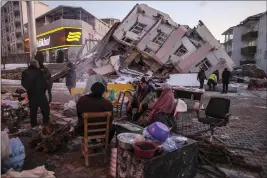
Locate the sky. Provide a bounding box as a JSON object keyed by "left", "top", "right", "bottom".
{"left": 36, "top": 1, "right": 267, "bottom": 42}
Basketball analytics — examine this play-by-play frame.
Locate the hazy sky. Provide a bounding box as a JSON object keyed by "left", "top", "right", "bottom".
{"left": 45, "top": 1, "right": 266, "bottom": 42}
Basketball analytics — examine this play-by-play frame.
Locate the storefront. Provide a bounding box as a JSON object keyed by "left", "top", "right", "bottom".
{"left": 24, "top": 27, "right": 83, "bottom": 63}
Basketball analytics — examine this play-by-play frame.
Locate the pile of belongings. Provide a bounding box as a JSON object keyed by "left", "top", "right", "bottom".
{"left": 29, "top": 123, "right": 73, "bottom": 153}
{"left": 247, "top": 78, "right": 267, "bottom": 90}
{"left": 1, "top": 166, "right": 55, "bottom": 178}
{"left": 1, "top": 129, "right": 25, "bottom": 174}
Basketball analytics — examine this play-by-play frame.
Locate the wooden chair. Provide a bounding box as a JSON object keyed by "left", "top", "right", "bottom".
{"left": 81, "top": 111, "right": 112, "bottom": 167}
{"left": 113, "top": 91, "right": 125, "bottom": 117}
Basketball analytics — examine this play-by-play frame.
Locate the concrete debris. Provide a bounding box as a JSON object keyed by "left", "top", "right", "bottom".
{"left": 248, "top": 78, "right": 267, "bottom": 90}
{"left": 53, "top": 3, "right": 234, "bottom": 83}
{"left": 232, "top": 64, "right": 267, "bottom": 80}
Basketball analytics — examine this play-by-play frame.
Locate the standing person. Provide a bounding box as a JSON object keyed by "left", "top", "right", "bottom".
{"left": 66, "top": 62, "right": 76, "bottom": 94}
{"left": 207, "top": 72, "right": 218, "bottom": 91}
{"left": 35, "top": 51, "right": 53, "bottom": 103}
{"left": 83, "top": 69, "right": 107, "bottom": 95}
{"left": 197, "top": 69, "right": 207, "bottom": 89}
{"left": 21, "top": 60, "right": 50, "bottom": 127}
{"left": 222, "top": 68, "right": 231, "bottom": 94}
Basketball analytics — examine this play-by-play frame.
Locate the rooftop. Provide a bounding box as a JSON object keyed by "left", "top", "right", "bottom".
{"left": 24, "top": 5, "right": 110, "bottom": 27}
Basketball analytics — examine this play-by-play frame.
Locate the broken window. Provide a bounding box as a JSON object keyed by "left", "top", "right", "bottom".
{"left": 153, "top": 32, "right": 168, "bottom": 46}
{"left": 144, "top": 47, "right": 154, "bottom": 54}
{"left": 121, "top": 36, "right": 134, "bottom": 44}
{"left": 129, "top": 22, "right": 146, "bottom": 35}
{"left": 195, "top": 58, "right": 212, "bottom": 71}
{"left": 174, "top": 45, "right": 188, "bottom": 57}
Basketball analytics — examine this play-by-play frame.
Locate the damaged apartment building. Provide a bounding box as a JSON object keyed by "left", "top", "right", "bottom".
{"left": 74, "top": 4, "right": 234, "bottom": 79}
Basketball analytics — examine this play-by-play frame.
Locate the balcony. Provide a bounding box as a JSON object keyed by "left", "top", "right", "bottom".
{"left": 13, "top": 5, "right": 20, "bottom": 12}
{"left": 15, "top": 28, "right": 21, "bottom": 34}
{"left": 241, "top": 31, "right": 258, "bottom": 41}
{"left": 241, "top": 46, "right": 257, "bottom": 56}
{"left": 14, "top": 16, "right": 20, "bottom": 22}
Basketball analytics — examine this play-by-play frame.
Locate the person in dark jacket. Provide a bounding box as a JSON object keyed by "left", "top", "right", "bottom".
{"left": 35, "top": 51, "right": 53, "bottom": 103}
{"left": 66, "top": 62, "right": 76, "bottom": 94}
{"left": 21, "top": 60, "right": 50, "bottom": 127}
{"left": 197, "top": 69, "right": 207, "bottom": 89}
{"left": 222, "top": 68, "right": 231, "bottom": 94}
{"left": 76, "top": 82, "right": 115, "bottom": 144}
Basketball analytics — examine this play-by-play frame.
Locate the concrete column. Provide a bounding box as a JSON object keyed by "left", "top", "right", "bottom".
{"left": 26, "top": 1, "right": 37, "bottom": 59}
{"left": 45, "top": 50, "right": 49, "bottom": 63}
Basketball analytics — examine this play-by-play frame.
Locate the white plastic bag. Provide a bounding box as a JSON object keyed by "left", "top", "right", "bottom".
{"left": 1, "top": 130, "right": 12, "bottom": 159}
{"left": 174, "top": 99, "right": 187, "bottom": 117}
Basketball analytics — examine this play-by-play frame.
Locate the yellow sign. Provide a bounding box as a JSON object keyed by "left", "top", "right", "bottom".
{"left": 66, "top": 32, "right": 82, "bottom": 42}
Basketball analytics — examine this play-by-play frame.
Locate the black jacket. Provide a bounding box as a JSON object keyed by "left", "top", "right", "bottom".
{"left": 222, "top": 70, "right": 231, "bottom": 83}
{"left": 39, "top": 65, "right": 52, "bottom": 87}
{"left": 21, "top": 66, "right": 47, "bottom": 97}
{"left": 66, "top": 63, "right": 76, "bottom": 88}
{"left": 197, "top": 71, "right": 207, "bottom": 81}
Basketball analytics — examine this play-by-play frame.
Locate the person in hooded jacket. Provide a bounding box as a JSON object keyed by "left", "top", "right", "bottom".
{"left": 21, "top": 60, "right": 50, "bottom": 127}
{"left": 65, "top": 62, "right": 76, "bottom": 94}
{"left": 35, "top": 51, "right": 53, "bottom": 103}
{"left": 197, "top": 69, "right": 207, "bottom": 89}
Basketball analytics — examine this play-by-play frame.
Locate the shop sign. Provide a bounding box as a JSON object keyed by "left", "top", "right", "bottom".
{"left": 37, "top": 36, "right": 51, "bottom": 48}
{"left": 24, "top": 28, "right": 82, "bottom": 52}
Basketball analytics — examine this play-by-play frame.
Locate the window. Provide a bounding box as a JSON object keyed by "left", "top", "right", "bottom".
{"left": 129, "top": 22, "right": 146, "bottom": 35}
{"left": 153, "top": 32, "right": 168, "bottom": 46}
{"left": 174, "top": 45, "right": 188, "bottom": 57}
{"left": 195, "top": 58, "right": 212, "bottom": 71}
{"left": 121, "top": 36, "right": 134, "bottom": 44}
{"left": 144, "top": 47, "right": 153, "bottom": 54}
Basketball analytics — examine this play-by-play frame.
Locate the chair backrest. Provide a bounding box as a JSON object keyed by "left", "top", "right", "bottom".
{"left": 82, "top": 112, "right": 112, "bottom": 147}
{"left": 205, "top": 97, "right": 230, "bottom": 119}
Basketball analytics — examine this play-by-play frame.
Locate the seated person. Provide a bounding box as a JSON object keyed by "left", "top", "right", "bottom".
{"left": 136, "top": 83, "right": 177, "bottom": 129}
{"left": 127, "top": 77, "right": 154, "bottom": 120}
{"left": 76, "top": 82, "right": 115, "bottom": 144}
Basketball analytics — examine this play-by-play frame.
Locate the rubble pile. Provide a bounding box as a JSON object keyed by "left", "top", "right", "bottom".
{"left": 53, "top": 3, "right": 234, "bottom": 84}
{"left": 232, "top": 64, "right": 267, "bottom": 79}
{"left": 29, "top": 123, "right": 74, "bottom": 153}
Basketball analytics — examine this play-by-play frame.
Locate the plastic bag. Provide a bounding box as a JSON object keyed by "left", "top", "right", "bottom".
{"left": 1, "top": 130, "right": 12, "bottom": 159}
{"left": 162, "top": 138, "right": 178, "bottom": 152}
{"left": 2, "top": 137, "right": 25, "bottom": 173}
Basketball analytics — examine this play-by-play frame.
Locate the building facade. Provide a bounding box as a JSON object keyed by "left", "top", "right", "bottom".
{"left": 112, "top": 4, "right": 233, "bottom": 77}
{"left": 23, "top": 5, "right": 110, "bottom": 62}
{"left": 222, "top": 12, "right": 267, "bottom": 71}
{"left": 101, "top": 18, "right": 120, "bottom": 27}
{"left": 1, "top": 1, "right": 49, "bottom": 58}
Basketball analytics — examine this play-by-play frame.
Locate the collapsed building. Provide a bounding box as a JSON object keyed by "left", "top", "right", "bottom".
{"left": 56, "top": 4, "right": 234, "bottom": 82}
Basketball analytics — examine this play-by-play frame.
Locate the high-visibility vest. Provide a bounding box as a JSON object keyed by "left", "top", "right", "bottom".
{"left": 209, "top": 74, "right": 217, "bottom": 83}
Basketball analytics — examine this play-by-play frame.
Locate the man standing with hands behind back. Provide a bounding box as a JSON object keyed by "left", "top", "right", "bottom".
{"left": 222, "top": 68, "right": 231, "bottom": 94}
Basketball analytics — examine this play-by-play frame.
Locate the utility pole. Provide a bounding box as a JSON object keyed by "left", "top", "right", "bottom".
{"left": 26, "top": 1, "right": 37, "bottom": 60}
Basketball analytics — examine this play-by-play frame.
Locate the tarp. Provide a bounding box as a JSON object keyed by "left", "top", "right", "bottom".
{"left": 167, "top": 73, "right": 207, "bottom": 87}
